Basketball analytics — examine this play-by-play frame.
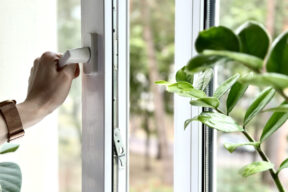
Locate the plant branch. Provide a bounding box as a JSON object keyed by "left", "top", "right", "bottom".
{"left": 252, "top": 66, "right": 287, "bottom": 191}
{"left": 215, "top": 108, "right": 223, "bottom": 114}
{"left": 242, "top": 130, "right": 285, "bottom": 192}
{"left": 277, "top": 89, "right": 288, "bottom": 101}
{"left": 216, "top": 108, "right": 286, "bottom": 191}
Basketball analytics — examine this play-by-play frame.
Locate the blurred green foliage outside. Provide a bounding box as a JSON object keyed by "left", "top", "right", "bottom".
{"left": 217, "top": 168, "right": 270, "bottom": 192}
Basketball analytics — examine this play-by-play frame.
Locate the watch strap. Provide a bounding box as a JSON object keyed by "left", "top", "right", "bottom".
{"left": 0, "top": 100, "right": 24, "bottom": 142}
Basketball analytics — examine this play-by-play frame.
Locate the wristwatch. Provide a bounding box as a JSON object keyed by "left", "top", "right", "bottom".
{"left": 0, "top": 100, "right": 24, "bottom": 142}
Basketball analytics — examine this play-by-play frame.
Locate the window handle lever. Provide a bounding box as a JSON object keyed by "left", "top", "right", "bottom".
{"left": 58, "top": 47, "right": 91, "bottom": 68}
{"left": 58, "top": 33, "right": 99, "bottom": 74}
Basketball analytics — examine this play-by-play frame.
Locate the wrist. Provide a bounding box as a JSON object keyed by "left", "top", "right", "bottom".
{"left": 16, "top": 100, "right": 48, "bottom": 129}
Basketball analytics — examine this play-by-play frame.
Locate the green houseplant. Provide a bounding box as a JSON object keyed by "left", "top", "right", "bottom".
{"left": 156, "top": 21, "right": 288, "bottom": 191}
{"left": 0, "top": 143, "right": 22, "bottom": 192}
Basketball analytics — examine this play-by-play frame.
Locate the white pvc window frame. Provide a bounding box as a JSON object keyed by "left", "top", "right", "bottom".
{"left": 174, "top": 0, "right": 206, "bottom": 191}
{"left": 117, "top": 0, "right": 129, "bottom": 191}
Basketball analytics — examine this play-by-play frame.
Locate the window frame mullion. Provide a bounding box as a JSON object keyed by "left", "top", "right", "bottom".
{"left": 174, "top": 0, "right": 205, "bottom": 191}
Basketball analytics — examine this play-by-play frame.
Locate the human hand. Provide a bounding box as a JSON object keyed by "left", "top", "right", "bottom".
{"left": 17, "top": 51, "right": 79, "bottom": 128}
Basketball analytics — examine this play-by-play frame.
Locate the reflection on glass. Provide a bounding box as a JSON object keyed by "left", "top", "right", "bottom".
{"left": 218, "top": 0, "right": 288, "bottom": 191}
{"left": 129, "top": 0, "right": 175, "bottom": 191}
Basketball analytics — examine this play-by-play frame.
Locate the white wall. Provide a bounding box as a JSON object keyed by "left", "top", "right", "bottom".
{"left": 0, "top": 0, "right": 58, "bottom": 192}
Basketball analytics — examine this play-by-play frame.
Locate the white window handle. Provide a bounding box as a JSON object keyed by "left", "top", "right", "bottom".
{"left": 58, "top": 33, "right": 98, "bottom": 74}
{"left": 58, "top": 47, "right": 91, "bottom": 67}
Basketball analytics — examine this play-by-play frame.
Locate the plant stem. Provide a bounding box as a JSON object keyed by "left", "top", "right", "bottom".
{"left": 213, "top": 97, "right": 286, "bottom": 191}
{"left": 215, "top": 108, "right": 223, "bottom": 114}
{"left": 255, "top": 66, "right": 288, "bottom": 191}
{"left": 242, "top": 130, "right": 286, "bottom": 192}
{"left": 277, "top": 89, "right": 288, "bottom": 101}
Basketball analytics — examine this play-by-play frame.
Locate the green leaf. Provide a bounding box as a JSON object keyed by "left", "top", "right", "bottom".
{"left": 244, "top": 87, "right": 275, "bottom": 126}
{"left": 236, "top": 21, "right": 270, "bottom": 59}
{"left": 260, "top": 109, "right": 288, "bottom": 142}
{"left": 176, "top": 66, "right": 194, "bottom": 84}
{"left": 186, "top": 112, "right": 244, "bottom": 132}
{"left": 226, "top": 82, "right": 248, "bottom": 114}
{"left": 167, "top": 82, "right": 207, "bottom": 98}
{"left": 278, "top": 158, "right": 288, "bottom": 174}
{"left": 0, "top": 162, "right": 22, "bottom": 192}
{"left": 195, "top": 26, "right": 240, "bottom": 53}
{"left": 203, "top": 50, "right": 263, "bottom": 71}
{"left": 194, "top": 68, "right": 214, "bottom": 91}
{"left": 154, "top": 80, "right": 171, "bottom": 85}
{"left": 266, "top": 31, "right": 288, "bottom": 75}
{"left": 184, "top": 119, "right": 194, "bottom": 129}
{"left": 263, "top": 104, "right": 288, "bottom": 112}
{"left": 190, "top": 97, "right": 219, "bottom": 108}
{"left": 239, "top": 161, "right": 274, "bottom": 177}
{"left": 224, "top": 142, "right": 260, "bottom": 153}
{"left": 0, "top": 143, "right": 19, "bottom": 154}
{"left": 186, "top": 54, "right": 222, "bottom": 73}
{"left": 239, "top": 72, "right": 288, "bottom": 89}
{"left": 213, "top": 73, "right": 240, "bottom": 99}
{"left": 156, "top": 81, "right": 207, "bottom": 98}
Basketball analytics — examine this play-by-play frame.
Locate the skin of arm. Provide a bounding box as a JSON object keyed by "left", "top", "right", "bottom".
{"left": 0, "top": 51, "right": 80, "bottom": 144}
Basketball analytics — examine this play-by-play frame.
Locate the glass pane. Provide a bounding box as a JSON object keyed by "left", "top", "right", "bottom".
{"left": 0, "top": 0, "right": 81, "bottom": 191}
{"left": 217, "top": 0, "right": 288, "bottom": 191}
{"left": 57, "top": 0, "right": 81, "bottom": 192}
{"left": 129, "top": 0, "right": 175, "bottom": 191}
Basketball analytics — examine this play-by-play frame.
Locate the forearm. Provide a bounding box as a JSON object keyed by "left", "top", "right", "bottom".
{"left": 0, "top": 52, "right": 77, "bottom": 144}
{"left": 0, "top": 101, "right": 48, "bottom": 144}
{"left": 17, "top": 101, "right": 48, "bottom": 129}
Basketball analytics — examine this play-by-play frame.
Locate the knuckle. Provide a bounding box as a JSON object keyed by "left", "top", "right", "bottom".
{"left": 33, "top": 58, "right": 40, "bottom": 66}
{"left": 56, "top": 53, "right": 63, "bottom": 58}
{"left": 41, "top": 51, "right": 53, "bottom": 58}
{"left": 41, "top": 51, "right": 57, "bottom": 60}
{"left": 40, "top": 52, "right": 58, "bottom": 67}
